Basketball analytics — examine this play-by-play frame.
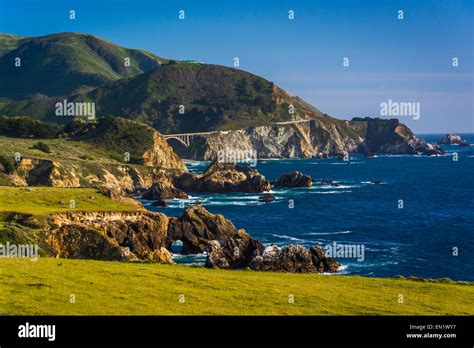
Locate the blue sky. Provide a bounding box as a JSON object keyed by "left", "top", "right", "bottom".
{"left": 1, "top": 0, "right": 472, "bottom": 133}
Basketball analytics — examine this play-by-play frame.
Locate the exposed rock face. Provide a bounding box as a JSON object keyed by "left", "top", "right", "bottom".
{"left": 173, "top": 160, "right": 271, "bottom": 193}
{"left": 9, "top": 158, "right": 184, "bottom": 199}
{"left": 40, "top": 205, "right": 339, "bottom": 273}
{"left": 375, "top": 134, "right": 443, "bottom": 156}
{"left": 142, "top": 132, "right": 187, "bottom": 170}
{"left": 167, "top": 205, "right": 262, "bottom": 256}
{"left": 250, "top": 244, "right": 340, "bottom": 273}
{"left": 179, "top": 120, "right": 360, "bottom": 160}
{"left": 364, "top": 121, "right": 444, "bottom": 156}
{"left": 167, "top": 205, "right": 265, "bottom": 268}
{"left": 438, "top": 133, "right": 470, "bottom": 147}
{"left": 48, "top": 211, "right": 173, "bottom": 263}
{"left": 273, "top": 171, "right": 313, "bottom": 188}
{"left": 173, "top": 118, "right": 444, "bottom": 160}
{"left": 438, "top": 133, "right": 462, "bottom": 145}
{"left": 141, "top": 173, "right": 188, "bottom": 201}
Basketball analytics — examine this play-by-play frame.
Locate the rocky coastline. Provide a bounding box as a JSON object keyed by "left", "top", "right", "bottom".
{"left": 0, "top": 115, "right": 447, "bottom": 275}
{"left": 172, "top": 118, "right": 444, "bottom": 161}
{"left": 42, "top": 205, "right": 340, "bottom": 273}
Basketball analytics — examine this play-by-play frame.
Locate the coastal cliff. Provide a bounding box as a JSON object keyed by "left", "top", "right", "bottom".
{"left": 175, "top": 117, "right": 444, "bottom": 160}
{"left": 0, "top": 117, "right": 187, "bottom": 196}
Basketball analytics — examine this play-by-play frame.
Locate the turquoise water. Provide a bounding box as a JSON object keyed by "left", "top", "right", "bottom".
{"left": 144, "top": 134, "right": 474, "bottom": 281}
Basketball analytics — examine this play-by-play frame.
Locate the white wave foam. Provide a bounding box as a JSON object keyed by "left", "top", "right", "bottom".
{"left": 307, "top": 230, "right": 352, "bottom": 235}
{"left": 318, "top": 184, "right": 360, "bottom": 189}
{"left": 328, "top": 161, "right": 365, "bottom": 165}
{"left": 206, "top": 201, "right": 265, "bottom": 206}
{"left": 271, "top": 234, "right": 310, "bottom": 243}
{"left": 217, "top": 195, "right": 261, "bottom": 200}
{"left": 314, "top": 190, "right": 352, "bottom": 194}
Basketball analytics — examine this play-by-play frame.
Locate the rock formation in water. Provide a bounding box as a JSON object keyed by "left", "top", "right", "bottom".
{"left": 438, "top": 133, "right": 470, "bottom": 147}
{"left": 273, "top": 171, "right": 313, "bottom": 188}
{"left": 250, "top": 244, "right": 340, "bottom": 273}
{"left": 173, "top": 160, "right": 271, "bottom": 193}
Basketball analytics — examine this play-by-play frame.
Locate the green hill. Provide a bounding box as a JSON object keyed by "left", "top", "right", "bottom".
{"left": 0, "top": 62, "right": 323, "bottom": 133}
{"left": 79, "top": 63, "right": 301, "bottom": 133}
{"left": 0, "top": 32, "right": 167, "bottom": 99}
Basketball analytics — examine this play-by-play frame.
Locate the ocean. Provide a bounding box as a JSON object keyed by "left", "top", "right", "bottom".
{"left": 143, "top": 134, "right": 474, "bottom": 281}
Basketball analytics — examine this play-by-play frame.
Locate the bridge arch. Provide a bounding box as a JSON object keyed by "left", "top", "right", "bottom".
{"left": 163, "top": 135, "right": 190, "bottom": 147}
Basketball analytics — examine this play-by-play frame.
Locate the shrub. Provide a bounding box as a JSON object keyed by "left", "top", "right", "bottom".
{"left": 31, "top": 141, "right": 51, "bottom": 153}
{"left": 0, "top": 155, "right": 15, "bottom": 174}
{"left": 0, "top": 116, "right": 60, "bottom": 138}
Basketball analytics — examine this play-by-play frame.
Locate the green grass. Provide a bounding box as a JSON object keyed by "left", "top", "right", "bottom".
{"left": 0, "top": 258, "right": 472, "bottom": 315}
{"left": 0, "top": 32, "right": 166, "bottom": 99}
{"left": 0, "top": 135, "right": 124, "bottom": 164}
{"left": 0, "top": 186, "right": 137, "bottom": 215}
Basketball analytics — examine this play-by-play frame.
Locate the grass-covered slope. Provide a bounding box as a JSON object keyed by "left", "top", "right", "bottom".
{"left": 0, "top": 186, "right": 138, "bottom": 215}
{"left": 0, "top": 32, "right": 167, "bottom": 99}
{"left": 0, "top": 258, "right": 472, "bottom": 315}
{"left": 74, "top": 116, "right": 183, "bottom": 165}
{"left": 0, "top": 116, "right": 186, "bottom": 171}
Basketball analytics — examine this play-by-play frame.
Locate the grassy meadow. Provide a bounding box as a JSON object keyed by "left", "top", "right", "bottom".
{"left": 0, "top": 186, "right": 138, "bottom": 215}
{"left": 0, "top": 258, "right": 473, "bottom": 315}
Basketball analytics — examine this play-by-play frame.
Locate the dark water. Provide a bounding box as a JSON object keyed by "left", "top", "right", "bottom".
{"left": 144, "top": 134, "right": 474, "bottom": 281}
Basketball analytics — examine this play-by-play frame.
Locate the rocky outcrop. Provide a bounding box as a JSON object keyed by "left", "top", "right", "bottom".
{"left": 142, "top": 132, "right": 187, "bottom": 170}
{"left": 375, "top": 134, "right": 444, "bottom": 156}
{"left": 47, "top": 211, "right": 173, "bottom": 262}
{"left": 438, "top": 133, "right": 470, "bottom": 147}
{"left": 167, "top": 204, "right": 245, "bottom": 254}
{"left": 361, "top": 120, "right": 444, "bottom": 156}
{"left": 141, "top": 173, "right": 188, "bottom": 201}
{"left": 7, "top": 157, "right": 185, "bottom": 199}
{"left": 12, "top": 158, "right": 78, "bottom": 187}
{"left": 168, "top": 205, "right": 265, "bottom": 268}
{"left": 273, "top": 171, "right": 313, "bottom": 188}
{"left": 250, "top": 244, "right": 340, "bottom": 273}
{"left": 39, "top": 205, "right": 339, "bottom": 273}
{"left": 259, "top": 193, "right": 275, "bottom": 203}
{"left": 438, "top": 133, "right": 462, "bottom": 145}
{"left": 173, "top": 160, "right": 271, "bottom": 193}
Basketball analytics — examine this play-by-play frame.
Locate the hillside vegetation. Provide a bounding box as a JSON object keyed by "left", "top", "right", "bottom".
{"left": 81, "top": 63, "right": 287, "bottom": 133}
{"left": 0, "top": 116, "right": 185, "bottom": 168}
{"left": 0, "top": 186, "right": 138, "bottom": 215}
{"left": 0, "top": 32, "right": 167, "bottom": 99}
